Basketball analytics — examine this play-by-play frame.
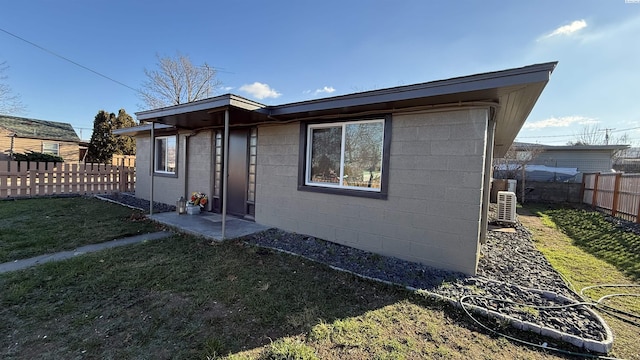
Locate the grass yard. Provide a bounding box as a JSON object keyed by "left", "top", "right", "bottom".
{"left": 0, "top": 197, "right": 160, "bottom": 263}
{"left": 0, "top": 198, "right": 579, "bottom": 359}
{"left": 520, "top": 204, "right": 640, "bottom": 360}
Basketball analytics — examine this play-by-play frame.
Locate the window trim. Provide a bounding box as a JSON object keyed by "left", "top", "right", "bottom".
{"left": 42, "top": 142, "right": 60, "bottom": 156}
{"left": 154, "top": 135, "right": 178, "bottom": 176}
{"left": 298, "top": 115, "right": 391, "bottom": 199}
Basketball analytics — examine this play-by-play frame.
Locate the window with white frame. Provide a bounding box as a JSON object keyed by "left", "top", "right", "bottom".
{"left": 305, "top": 118, "right": 386, "bottom": 192}
{"left": 42, "top": 142, "right": 59, "bottom": 156}
{"left": 155, "top": 135, "right": 177, "bottom": 174}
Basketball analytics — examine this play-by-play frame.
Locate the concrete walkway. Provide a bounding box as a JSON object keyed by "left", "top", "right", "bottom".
{"left": 0, "top": 231, "right": 172, "bottom": 274}
{"left": 148, "top": 212, "right": 270, "bottom": 241}
{"left": 1, "top": 211, "right": 269, "bottom": 274}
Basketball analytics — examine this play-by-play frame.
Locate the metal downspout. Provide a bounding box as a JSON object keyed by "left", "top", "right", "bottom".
{"left": 150, "top": 122, "right": 155, "bottom": 215}
{"left": 480, "top": 113, "right": 496, "bottom": 246}
{"left": 221, "top": 109, "right": 230, "bottom": 240}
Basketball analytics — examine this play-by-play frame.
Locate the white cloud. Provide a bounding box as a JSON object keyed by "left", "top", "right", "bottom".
{"left": 314, "top": 86, "right": 335, "bottom": 95}
{"left": 542, "top": 19, "right": 587, "bottom": 39}
{"left": 222, "top": 86, "right": 234, "bottom": 92}
{"left": 239, "top": 82, "right": 281, "bottom": 99}
{"left": 523, "top": 115, "right": 598, "bottom": 130}
{"left": 303, "top": 86, "right": 336, "bottom": 96}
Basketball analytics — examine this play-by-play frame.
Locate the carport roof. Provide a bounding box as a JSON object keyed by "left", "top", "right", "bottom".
{"left": 127, "top": 62, "right": 557, "bottom": 157}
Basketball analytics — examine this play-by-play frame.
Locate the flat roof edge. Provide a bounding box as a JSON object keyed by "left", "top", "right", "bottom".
{"left": 133, "top": 62, "right": 557, "bottom": 121}
{"left": 136, "top": 94, "right": 266, "bottom": 121}
{"left": 113, "top": 123, "right": 174, "bottom": 135}
{"left": 269, "top": 62, "right": 557, "bottom": 116}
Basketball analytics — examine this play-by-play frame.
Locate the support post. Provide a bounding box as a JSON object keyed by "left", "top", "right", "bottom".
{"left": 221, "top": 109, "right": 230, "bottom": 240}
{"left": 150, "top": 122, "right": 155, "bottom": 215}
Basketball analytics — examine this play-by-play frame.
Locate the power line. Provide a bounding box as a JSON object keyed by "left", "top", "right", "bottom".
{"left": 518, "top": 126, "right": 640, "bottom": 139}
{"left": 0, "top": 27, "right": 140, "bottom": 93}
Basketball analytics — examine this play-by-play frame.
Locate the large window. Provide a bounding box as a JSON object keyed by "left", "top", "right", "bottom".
{"left": 42, "top": 142, "right": 59, "bottom": 156}
{"left": 303, "top": 117, "right": 389, "bottom": 197}
{"left": 155, "top": 135, "right": 177, "bottom": 174}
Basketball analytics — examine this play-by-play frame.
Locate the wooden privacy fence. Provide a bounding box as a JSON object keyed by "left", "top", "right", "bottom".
{"left": 112, "top": 154, "right": 136, "bottom": 167}
{"left": 582, "top": 172, "right": 640, "bottom": 222}
{"left": 0, "top": 161, "right": 135, "bottom": 198}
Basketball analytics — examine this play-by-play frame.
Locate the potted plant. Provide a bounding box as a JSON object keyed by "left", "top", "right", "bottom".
{"left": 186, "top": 192, "right": 208, "bottom": 215}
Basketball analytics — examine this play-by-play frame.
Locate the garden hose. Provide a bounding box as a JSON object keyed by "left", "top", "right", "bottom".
{"left": 458, "top": 295, "right": 623, "bottom": 360}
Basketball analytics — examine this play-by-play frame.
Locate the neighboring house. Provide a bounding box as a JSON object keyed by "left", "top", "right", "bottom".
{"left": 498, "top": 142, "right": 629, "bottom": 182}
{"left": 613, "top": 147, "right": 640, "bottom": 173}
{"left": 0, "top": 115, "right": 81, "bottom": 162}
{"left": 116, "top": 62, "right": 556, "bottom": 275}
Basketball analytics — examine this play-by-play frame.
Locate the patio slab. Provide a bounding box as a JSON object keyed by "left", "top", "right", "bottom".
{"left": 149, "top": 211, "right": 270, "bottom": 241}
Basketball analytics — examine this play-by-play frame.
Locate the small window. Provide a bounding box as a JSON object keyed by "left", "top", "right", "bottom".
{"left": 301, "top": 117, "right": 390, "bottom": 198}
{"left": 42, "top": 142, "right": 59, "bottom": 156}
{"left": 155, "top": 136, "right": 177, "bottom": 174}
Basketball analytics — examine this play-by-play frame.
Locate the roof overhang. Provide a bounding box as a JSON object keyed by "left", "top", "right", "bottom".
{"left": 134, "top": 94, "right": 270, "bottom": 130}
{"left": 132, "top": 62, "right": 557, "bottom": 157}
{"left": 113, "top": 123, "right": 174, "bottom": 136}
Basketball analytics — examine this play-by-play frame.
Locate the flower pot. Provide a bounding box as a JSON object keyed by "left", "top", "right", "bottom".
{"left": 186, "top": 205, "right": 200, "bottom": 215}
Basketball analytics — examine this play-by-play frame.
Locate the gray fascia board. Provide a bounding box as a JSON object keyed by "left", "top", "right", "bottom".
{"left": 113, "top": 123, "right": 174, "bottom": 136}
{"left": 268, "top": 62, "right": 557, "bottom": 116}
{"left": 136, "top": 94, "right": 266, "bottom": 121}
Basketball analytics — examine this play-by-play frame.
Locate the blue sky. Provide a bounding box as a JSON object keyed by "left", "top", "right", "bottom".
{"left": 1, "top": 0, "right": 638, "bottom": 143}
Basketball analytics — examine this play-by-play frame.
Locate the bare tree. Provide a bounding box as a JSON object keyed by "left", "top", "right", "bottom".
{"left": 568, "top": 125, "right": 632, "bottom": 165}
{"left": 493, "top": 143, "right": 544, "bottom": 179}
{"left": 567, "top": 125, "right": 630, "bottom": 146}
{"left": 139, "top": 53, "right": 221, "bottom": 109}
{"left": 0, "top": 61, "right": 26, "bottom": 114}
{"left": 493, "top": 143, "right": 545, "bottom": 203}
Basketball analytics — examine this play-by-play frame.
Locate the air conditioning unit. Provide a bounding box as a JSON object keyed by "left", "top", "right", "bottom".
{"left": 497, "top": 191, "right": 517, "bottom": 223}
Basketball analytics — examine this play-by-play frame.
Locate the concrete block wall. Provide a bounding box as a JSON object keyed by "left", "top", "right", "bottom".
{"left": 134, "top": 135, "right": 183, "bottom": 205}
{"left": 134, "top": 136, "right": 151, "bottom": 200}
{"left": 135, "top": 131, "right": 214, "bottom": 207}
{"left": 255, "top": 108, "right": 490, "bottom": 274}
{"left": 186, "top": 131, "right": 214, "bottom": 210}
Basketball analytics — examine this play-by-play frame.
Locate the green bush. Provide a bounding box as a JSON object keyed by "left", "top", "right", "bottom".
{"left": 13, "top": 150, "right": 64, "bottom": 162}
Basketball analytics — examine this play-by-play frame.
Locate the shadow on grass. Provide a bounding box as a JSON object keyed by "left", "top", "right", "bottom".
{"left": 1, "top": 232, "right": 592, "bottom": 359}
{"left": 0, "top": 234, "right": 434, "bottom": 358}
{"left": 527, "top": 203, "right": 640, "bottom": 281}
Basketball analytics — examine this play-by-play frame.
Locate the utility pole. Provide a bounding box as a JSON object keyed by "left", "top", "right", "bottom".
{"left": 604, "top": 128, "right": 614, "bottom": 145}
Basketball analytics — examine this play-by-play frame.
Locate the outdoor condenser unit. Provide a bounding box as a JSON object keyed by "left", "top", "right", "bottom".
{"left": 497, "top": 191, "right": 517, "bottom": 223}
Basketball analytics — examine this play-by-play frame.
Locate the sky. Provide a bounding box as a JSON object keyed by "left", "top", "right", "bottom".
{"left": 0, "top": 0, "right": 639, "bottom": 143}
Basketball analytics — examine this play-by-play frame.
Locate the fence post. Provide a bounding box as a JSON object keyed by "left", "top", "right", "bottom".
{"left": 28, "top": 169, "right": 37, "bottom": 196}
{"left": 591, "top": 173, "right": 599, "bottom": 208}
{"left": 611, "top": 173, "right": 622, "bottom": 217}
{"left": 118, "top": 164, "right": 125, "bottom": 192}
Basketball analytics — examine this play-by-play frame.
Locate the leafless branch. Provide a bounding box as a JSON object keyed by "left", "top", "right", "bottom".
{"left": 139, "top": 53, "right": 222, "bottom": 109}
{"left": 0, "top": 61, "right": 26, "bottom": 114}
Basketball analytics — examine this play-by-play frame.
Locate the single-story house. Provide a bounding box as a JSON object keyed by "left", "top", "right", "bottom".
{"left": 116, "top": 62, "right": 557, "bottom": 275}
{"left": 503, "top": 142, "right": 629, "bottom": 182}
{"left": 0, "top": 115, "right": 81, "bottom": 162}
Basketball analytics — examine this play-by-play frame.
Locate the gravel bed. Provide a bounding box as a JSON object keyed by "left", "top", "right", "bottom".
{"left": 243, "top": 226, "right": 608, "bottom": 342}
{"left": 101, "top": 194, "right": 610, "bottom": 344}
{"left": 97, "top": 192, "right": 175, "bottom": 213}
